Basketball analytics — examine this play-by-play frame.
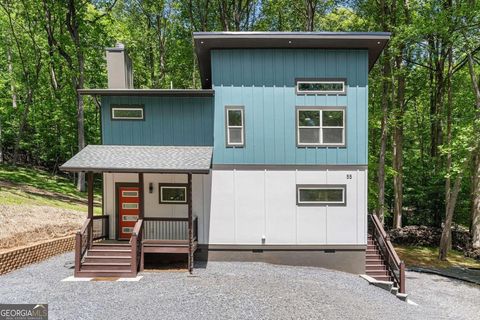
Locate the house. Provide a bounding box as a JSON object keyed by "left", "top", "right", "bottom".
{"left": 61, "top": 32, "right": 404, "bottom": 292}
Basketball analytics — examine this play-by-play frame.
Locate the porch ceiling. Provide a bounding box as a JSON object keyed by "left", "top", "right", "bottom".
{"left": 60, "top": 145, "right": 213, "bottom": 173}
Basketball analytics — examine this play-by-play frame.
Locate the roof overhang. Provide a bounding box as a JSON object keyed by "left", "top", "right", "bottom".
{"left": 77, "top": 89, "right": 214, "bottom": 97}
{"left": 60, "top": 145, "right": 213, "bottom": 174}
{"left": 193, "top": 32, "right": 391, "bottom": 89}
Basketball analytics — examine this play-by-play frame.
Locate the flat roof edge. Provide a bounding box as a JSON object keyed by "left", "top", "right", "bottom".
{"left": 78, "top": 89, "right": 215, "bottom": 97}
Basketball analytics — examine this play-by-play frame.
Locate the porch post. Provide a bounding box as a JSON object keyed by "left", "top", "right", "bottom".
{"left": 138, "top": 173, "right": 144, "bottom": 219}
{"left": 187, "top": 172, "right": 193, "bottom": 274}
{"left": 87, "top": 171, "right": 94, "bottom": 247}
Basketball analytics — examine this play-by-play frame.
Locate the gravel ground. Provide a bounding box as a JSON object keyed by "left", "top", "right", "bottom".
{"left": 0, "top": 252, "right": 479, "bottom": 320}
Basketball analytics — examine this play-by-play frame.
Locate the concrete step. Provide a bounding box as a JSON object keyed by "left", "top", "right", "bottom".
{"left": 75, "top": 270, "right": 136, "bottom": 278}
{"left": 370, "top": 275, "right": 392, "bottom": 281}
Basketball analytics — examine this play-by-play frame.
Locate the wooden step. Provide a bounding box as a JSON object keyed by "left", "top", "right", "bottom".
{"left": 91, "top": 244, "right": 131, "bottom": 250}
{"left": 366, "top": 270, "right": 390, "bottom": 276}
{"left": 84, "top": 256, "right": 132, "bottom": 264}
{"left": 86, "top": 249, "right": 131, "bottom": 257}
{"left": 366, "top": 254, "right": 382, "bottom": 259}
{"left": 81, "top": 262, "right": 131, "bottom": 271}
{"left": 366, "top": 264, "right": 387, "bottom": 271}
{"left": 75, "top": 270, "right": 136, "bottom": 278}
{"left": 366, "top": 258, "right": 384, "bottom": 264}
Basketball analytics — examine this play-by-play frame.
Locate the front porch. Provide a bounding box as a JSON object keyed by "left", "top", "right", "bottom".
{"left": 60, "top": 145, "right": 212, "bottom": 277}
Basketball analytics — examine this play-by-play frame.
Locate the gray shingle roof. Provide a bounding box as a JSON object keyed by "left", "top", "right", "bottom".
{"left": 60, "top": 145, "right": 213, "bottom": 173}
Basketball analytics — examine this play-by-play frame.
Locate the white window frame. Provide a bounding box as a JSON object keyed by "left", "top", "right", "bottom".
{"left": 121, "top": 190, "right": 139, "bottom": 198}
{"left": 225, "top": 106, "right": 245, "bottom": 147}
{"left": 122, "top": 203, "right": 139, "bottom": 210}
{"left": 160, "top": 186, "right": 188, "bottom": 204}
{"left": 296, "top": 185, "right": 346, "bottom": 206}
{"left": 296, "top": 80, "right": 346, "bottom": 95}
{"left": 111, "top": 106, "right": 144, "bottom": 120}
{"left": 296, "top": 107, "right": 345, "bottom": 147}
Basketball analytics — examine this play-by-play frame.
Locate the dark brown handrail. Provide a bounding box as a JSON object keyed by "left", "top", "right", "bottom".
{"left": 143, "top": 217, "right": 188, "bottom": 221}
{"left": 130, "top": 219, "right": 144, "bottom": 274}
{"left": 75, "top": 218, "right": 91, "bottom": 276}
{"left": 369, "top": 214, "right": 406, "bottom": 294}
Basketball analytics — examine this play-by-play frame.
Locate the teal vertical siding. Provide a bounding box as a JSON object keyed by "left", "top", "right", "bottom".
{"left": 211, "top": 49, "right": 368, "bottom": 165}
{"left": 102, "top": 96, "right": 214, "bottom": 146}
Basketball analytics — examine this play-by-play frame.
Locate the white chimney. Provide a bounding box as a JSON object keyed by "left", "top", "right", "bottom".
{"left": 106, "top": 43, "right": 133, "bottom": 89}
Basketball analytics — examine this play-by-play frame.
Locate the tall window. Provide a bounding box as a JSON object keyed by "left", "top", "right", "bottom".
{"left": 297, "top": 185, "right": 346, "bottom": 206}
{"left": 296, "top": 79, "right": 346, "bottom": 95}
{"left": 297, "top": 108, "right": 345, "bottom": 146}
{"left": 225, "top": 106, "right": 244, "bottom": 147}
{"left": 111, "top": 105, "right": 144, "bottom": 120}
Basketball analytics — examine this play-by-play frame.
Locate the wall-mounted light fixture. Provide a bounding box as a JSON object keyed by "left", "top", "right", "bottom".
{"left": 149, "top": 183, "right": 154, "bottom": 194}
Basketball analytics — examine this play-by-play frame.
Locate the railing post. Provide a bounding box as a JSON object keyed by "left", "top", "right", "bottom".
{"left": 131, "top": 233, "right": 137, "bottom": 274}
{"left": 87, "top": 172, "right": 94, "bottom": 248}
{"left": 399, "top": 261, "right": 406, "bottom": 294}
{"left": 74, "top": 232, "right": 82, "bottom": 276}
{"left": 187, "top": 173, "right": 193, "bottom": 274}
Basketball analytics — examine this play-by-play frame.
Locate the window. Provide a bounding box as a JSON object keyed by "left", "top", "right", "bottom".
{"left": 159, "top": 185, "right": 187, "bottom": 204}
{"left": 297, "top": 185, "right": 346, "bottom": 206}
{"left": 296, "top": 80, "right": 346, "bottom": 95}
{"left": 122, "top": 203, "right": 139, "bottom": 209}
{"left": 297, "top": 108, "right": 345, "bottom": 146}
{"left": 225, "top": 107, "right": 244, "bottom": 147}
{"left": 122, "top": 191, "right": 138, "bottom": 197}
{"left": 111, "top": 105, "right": 144, "bottom": 120}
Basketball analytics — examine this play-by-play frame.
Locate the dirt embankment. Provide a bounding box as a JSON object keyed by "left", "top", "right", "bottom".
{"left": 0, "top": 204, "right": 84, "bottom": 253}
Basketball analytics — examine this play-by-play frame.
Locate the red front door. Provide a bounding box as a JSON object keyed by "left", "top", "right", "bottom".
{"left": 118, "top": 186, "right": 139, "bottom": 240}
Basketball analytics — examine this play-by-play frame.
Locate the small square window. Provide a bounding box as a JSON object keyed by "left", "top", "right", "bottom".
{"left": 159, "top": 185, "right": 187, "bottom": 204}
{"left": 297, "top": 185, "right": 346, "bottom": 206}
{"left": 111, "top": 105, "right": 144, "bottom": 120}
{"left": 225, "top": 107, "right": 245, "bottom": 147}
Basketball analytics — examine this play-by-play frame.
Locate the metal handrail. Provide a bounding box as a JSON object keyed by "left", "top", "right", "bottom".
{"left": 369, "top": 214, "right": 406, "bottom": 294}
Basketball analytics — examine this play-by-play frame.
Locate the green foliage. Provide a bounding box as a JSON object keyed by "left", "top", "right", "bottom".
{"left": 0, "top": 0, "right": 479, "bottom": 229}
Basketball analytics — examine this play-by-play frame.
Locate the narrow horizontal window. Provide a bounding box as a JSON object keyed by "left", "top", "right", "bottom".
{"left": 122, "top": 227, "right": 134, "bottom": 234}
{"left": 297, "top": 185, "right": 346, "bottom": 206}
{"left": 122, "top": 191, "right": 138, "bottom": 197}
{"left": 160, "top": 185, "right": 187, "bottom": 204}
{"left": 297, "top": 108, "right": 345, "bottom": 146}
{"left": 225, "top": 106, "right": 244, "bottom": 147}
{"left": 122, "top": 215, "right": 138, "bottom": 222}
{"left": 111, "top": 105, "right": 144, "bottom": 120}
{"left": 122, "top": 203, "right": 139, "bottom": 209}
{"left": 296, "top": 80, "right": 346, "bottom": 95}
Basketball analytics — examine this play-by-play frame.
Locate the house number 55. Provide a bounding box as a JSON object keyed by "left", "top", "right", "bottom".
{"left": 346, "top": 174, "right": 352, "bottom": 179}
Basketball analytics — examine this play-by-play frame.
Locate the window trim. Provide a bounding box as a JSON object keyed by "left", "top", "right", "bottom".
{"left": 296, "top": 106, "right": 346, "bottom": 147}
{"left": 225, "top": 106, "right": 245, "bottom": 147}
{"left": 296, "top": 184, "right": 347, "bottom": 206}
{"left": 111, "top": 104, "right": 145, "bottom": 120}
{"left": 295, "top": 78, "right": 347, "bottom": 95}
{"left": 159, "top": 183, "right": 188, "bottom": 204}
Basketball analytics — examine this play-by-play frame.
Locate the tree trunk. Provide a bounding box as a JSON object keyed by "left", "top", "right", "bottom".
{"left": 67, "top": 0, "right": 86, "bottom": 192}
{"left": 439, "top": 173, "right": 463, "bottom": 260}
{"left": 393, "top": 54, "right": 405, "bottom": 229}
{"left": 377, "top": 53, "right": 391, "bottom": 225}
{"left": 467, "top": 52, "right": 480, "bottom": 249}
{"left": 305, "top": 0, "right": 316, "bottom": 31}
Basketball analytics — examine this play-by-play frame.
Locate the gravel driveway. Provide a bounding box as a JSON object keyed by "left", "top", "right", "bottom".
{"left": 0, "top": 252, "right": 478, "bottom": 320}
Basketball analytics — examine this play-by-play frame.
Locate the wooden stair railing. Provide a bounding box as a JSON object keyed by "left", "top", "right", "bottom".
{"left": 130, "top": 219, "right": 143, "bottom": 274}
{"left": 74, "top": 215, "right": 110, "bottom": 277}
{"left": 368, "top": 214, "right": 406, "bottom": 294}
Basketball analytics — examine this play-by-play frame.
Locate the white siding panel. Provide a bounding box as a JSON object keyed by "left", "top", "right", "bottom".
{"left": 296, "top": 206, "right": 327, "bottom": 244}
{"left": 209, "top": 170, "right": 236, "bottom": 243}
{"left": 265, "top": 171, "right": 296, "bottom": 243}
{"left": 234, "top": 171, "right": 265, "bottom": 244}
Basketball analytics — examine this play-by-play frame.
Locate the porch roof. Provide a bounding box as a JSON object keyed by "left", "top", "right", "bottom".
{"left": 60, "top": 145, "right": 213, "bottom": 174}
